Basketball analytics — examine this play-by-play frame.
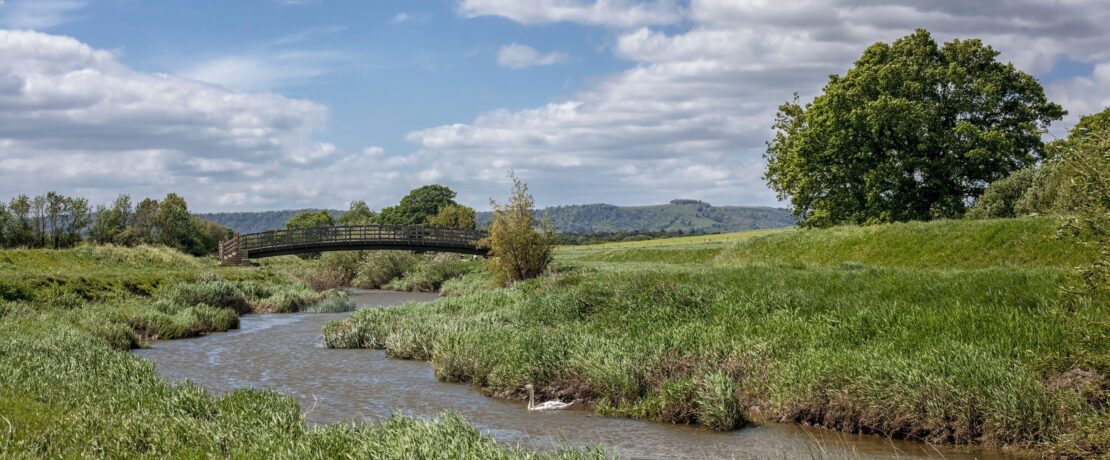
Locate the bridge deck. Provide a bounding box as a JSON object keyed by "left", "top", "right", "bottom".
{"left": 219, "top": 225, "right": 488, "bottom": 265}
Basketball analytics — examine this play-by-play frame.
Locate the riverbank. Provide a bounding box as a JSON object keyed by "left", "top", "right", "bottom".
{"left": 0, "top": 246, "right": 598, "bottom": 458}
{"left": 323, "top": 217, "right": 1109, "bottom": 458}
{"left": 138, "top": 291, "right": 1007, "bottom": 459}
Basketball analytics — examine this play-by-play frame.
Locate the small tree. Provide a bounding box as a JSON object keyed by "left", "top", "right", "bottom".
{"left": 63, "top": 196, "right": 90, "bottom": 247}
{"left": 338, "top": 200, "right": 377, "bottom": 225}
{"left": 427, "top": 204, "right": 477, "bottom": 229}
{"left": 90, "top": 194, "right": 132, "bottom": 244}
{"left": 481, "top": 172, "right": 554, "bottom": 284}
{"left": 286, "top": 210, "right": 335, "bottom": 229}
{"left": 156, "top": 193, "right": 193, "bottom": 250}
{"left": 7, "top": 195, "right": 33, "bottom": 247}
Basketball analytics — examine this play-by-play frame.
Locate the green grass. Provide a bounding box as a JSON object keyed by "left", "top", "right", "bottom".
{"left": 325, "top": 217, "right": 1109, "bottom": 457}
{"left": 717, "top": 218, "right": 1094, "bottom": 269}
{"left": 561, "top": 228, "right": 788, "bottom": 250}
{"left": 0, "top": 245, "right": 598, "bottom": 459}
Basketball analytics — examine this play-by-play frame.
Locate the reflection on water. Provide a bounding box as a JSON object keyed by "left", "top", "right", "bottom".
{"left": 135, "top": 289, "right": 1011, "bottom": 459}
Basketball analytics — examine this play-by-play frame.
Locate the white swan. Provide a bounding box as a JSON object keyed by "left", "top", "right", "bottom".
{"left": 525, "top": 384, "right": 574, "bottom": 411}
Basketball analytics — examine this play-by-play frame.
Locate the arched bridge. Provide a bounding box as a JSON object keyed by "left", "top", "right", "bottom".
{"left": 219, "top": 225, "right": 488, "bottom": 265}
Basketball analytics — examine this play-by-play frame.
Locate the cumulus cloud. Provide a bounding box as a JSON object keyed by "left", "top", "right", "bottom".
{"left": 401, "top": 0, "right": 1110, "bottom": 207}
{"left": 496, "top": 43, "right": 569, "bottom": 69}
{"left": 0, "top": 29, "right": 344, "bottom": 210}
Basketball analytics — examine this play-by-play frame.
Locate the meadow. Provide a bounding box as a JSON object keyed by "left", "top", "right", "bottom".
{"left": 324, "top": 217, "right": 1109, "bottom": 457}
{"left": 0, "top": 245, "right": 598, "bottom": 458}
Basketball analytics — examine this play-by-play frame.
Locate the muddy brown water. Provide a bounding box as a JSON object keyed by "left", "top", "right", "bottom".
{"left": 135, "top": 290, "right": 1015, "bottom": 459}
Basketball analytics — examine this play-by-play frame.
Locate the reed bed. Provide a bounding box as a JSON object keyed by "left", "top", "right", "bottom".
{"left": 325, "top": 218, "right": 1109, "bottom": 457}
{"left": 0, "top": 246, "right": 579, "bottom": 458}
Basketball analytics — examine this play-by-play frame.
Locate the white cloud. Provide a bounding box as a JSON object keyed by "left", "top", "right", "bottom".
{"left": 496, "top": 43, "right": 569, "bottom": 69}
{"left": 0, "top": 0, "right": 87, "bottom": 29}
{"left": 178, "top": 49, "right": 349, "bottom": 91}
{"left": 458, "top": 0, "right": 684, "bottom": 28}
{"left": 0, "top": 29, "right": 346, "bottom": 211}
{"left": 1049, "top": 63, "right": 1110, "bottom": 131}
{"left": 399, "top": 0, "right": 1110, "bottom": 207}
{"left": 176, "top": 27, "right": 350, "bottom": 91}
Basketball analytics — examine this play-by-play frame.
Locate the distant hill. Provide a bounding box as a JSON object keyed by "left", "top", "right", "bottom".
{"left": 478, "top": 200, "right": 794, "bottom": 233}
{"left": 197, "top": 200, "right": 794, "bottom": 234}
{"left": 195, "top": 209, "right": 342, "bottom": 234}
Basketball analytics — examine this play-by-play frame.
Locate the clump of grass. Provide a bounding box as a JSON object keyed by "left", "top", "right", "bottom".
{"left": 159, "top": 279, "right": 250, "bottom": 314}
{"left": 385, "top": 254, "right": 476, "bottom": 292}
{"left": 352, "top": 251, "right": 417, "bottom": 289}
{"left": 302, "top": 290, "right": 356, "bottom": 313}
{"left": 440, "top": 270, "right": 498, "bottom": 297}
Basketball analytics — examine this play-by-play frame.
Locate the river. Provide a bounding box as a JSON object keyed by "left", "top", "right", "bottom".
{"left": 134, "top": 290, "right": 1012, "bottom": 459}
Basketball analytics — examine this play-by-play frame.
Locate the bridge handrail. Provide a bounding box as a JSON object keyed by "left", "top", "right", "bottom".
{"left": 235, "top": 225, "right": 487, "bottom": 252}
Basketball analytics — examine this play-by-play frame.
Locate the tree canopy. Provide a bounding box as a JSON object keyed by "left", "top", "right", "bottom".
{"left": 338, "top": 200, "right": 378, "bottom": 225}
{"left": 427, "top": 204, "right": 477, "bottom": 229}
{"left": 764, "top": 29, "right": 1065, "bottom": 227}
{"left": 2, "top": 192, "right": 227, "bottom": 255}
{"left": 379, "top": 185, "right": 458, "bottom": 225}
{"left": 286, "top": 210, "right": 336, "bottom": 229}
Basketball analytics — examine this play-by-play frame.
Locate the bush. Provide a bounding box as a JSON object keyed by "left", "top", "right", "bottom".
{"left": 384, "top": 254, "right": 475, "bottom": 292}
{"left": 302, "top": 266, "right": 350, "bottom": 291}
{"left": 967, "top": 168, "right": 1036, "bottom": 219}
{"left": 352, "top": 251, "right": 417, "bottom": 289}
{"left": 482, "top": 173, "right": 555, "bottom": 284}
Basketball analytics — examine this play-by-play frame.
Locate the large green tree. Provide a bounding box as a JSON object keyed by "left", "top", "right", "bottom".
{"left": 764, "top": 29, "right": 1065, "bottom": 227}
{"left": 379, "top": 185, "right": 458, "bottom": 225}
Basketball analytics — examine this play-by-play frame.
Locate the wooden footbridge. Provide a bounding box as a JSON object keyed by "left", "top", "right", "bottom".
{"left": 219, "top": 225, "right": 488, "bottom": 265}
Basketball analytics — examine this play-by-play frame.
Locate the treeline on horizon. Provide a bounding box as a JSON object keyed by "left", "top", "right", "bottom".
{"left": 196, "top": 199, "right": 796, "bottom": 236}
{"left": 0, "top": 192, "right": 228, "bottom": 256}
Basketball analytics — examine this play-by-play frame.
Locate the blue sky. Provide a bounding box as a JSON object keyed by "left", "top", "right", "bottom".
{"left": 1, "top": 0, "right": 1108, "bottom": 212}
{"left": 58, "top": 1, "right": 631, "bottom": 156}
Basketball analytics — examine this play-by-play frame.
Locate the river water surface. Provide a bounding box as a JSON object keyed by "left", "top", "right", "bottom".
{"left": 135, "top": 290, "right": 1013, "bottom": 459}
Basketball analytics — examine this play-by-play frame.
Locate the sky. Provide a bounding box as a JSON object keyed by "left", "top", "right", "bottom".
{"left": 0, "top": 0, "right": 1108, "bottom": 213}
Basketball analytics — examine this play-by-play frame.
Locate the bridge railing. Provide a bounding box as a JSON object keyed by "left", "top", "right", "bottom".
{"left": 236, "top": 225, "right": 486, "bottom": 253}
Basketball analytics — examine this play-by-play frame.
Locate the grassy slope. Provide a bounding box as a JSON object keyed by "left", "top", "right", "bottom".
{"left": 0, "top": 246, "right": 596, "bottom": 458}
{"left": 326, "top": 217, "right": 1109, "bottom": 457}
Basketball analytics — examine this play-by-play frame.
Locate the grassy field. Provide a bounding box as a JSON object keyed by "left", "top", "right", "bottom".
{"left": 0, "top": 245, "right": 599, "bottom": 458}
{"left": 325, "top": 217, "right": 1109, "bottom": 457}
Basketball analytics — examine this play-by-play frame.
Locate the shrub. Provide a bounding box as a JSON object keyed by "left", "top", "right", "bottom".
{"left": 482, "top": 172, "right": 555, "bottom": 284}
{"left": 967, "top": 168, "right": 1036, "bottom": 219}
{"left": 385, "top": 254, "right": 474, "bottom": 292}
{"left": 302, "top": 266, "right": 350, "bottom": 291}
{"left": 352, "top": 251, "right": 417, "bottom": 289}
